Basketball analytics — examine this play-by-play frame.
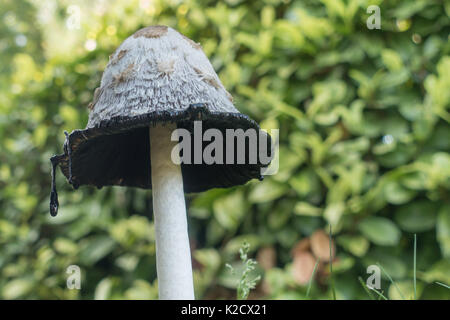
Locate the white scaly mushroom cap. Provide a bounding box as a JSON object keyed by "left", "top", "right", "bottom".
{"left": 87, "top": 26, "right": 237, "bottom": 128}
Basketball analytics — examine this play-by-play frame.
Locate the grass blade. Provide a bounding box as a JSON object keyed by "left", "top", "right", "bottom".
{"left": 329, "top": 225, "right": 336, "bottom": 300}
{"left": 358, "top": 276, "right": 375, "bottom": 300}
{"left": 370, "top": 287, "right": 388, "bottom": 300}
{"left": 376, "top": 262, "right": 405, "bottom": 300}
{"left": 306, "top": 258, "right": 320, "bottom": 299}
{"left": 414, "top": 234, "right": 417, "bottom": 300}
{"left": 435, "top": 282, "right": 450, "bottom": 289}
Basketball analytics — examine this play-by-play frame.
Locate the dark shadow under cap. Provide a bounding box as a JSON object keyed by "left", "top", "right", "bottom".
{"left": 51, "top": 103, "right": 271, "bottom": 194}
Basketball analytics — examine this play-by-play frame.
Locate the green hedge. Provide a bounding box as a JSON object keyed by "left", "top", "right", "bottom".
{"left": 0, "top": 0, "right": 449, "bottom": 299}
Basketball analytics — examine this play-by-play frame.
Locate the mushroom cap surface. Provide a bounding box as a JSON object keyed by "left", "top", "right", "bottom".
{"left": 51, "top": 26, "right": 271, "bottom": 193}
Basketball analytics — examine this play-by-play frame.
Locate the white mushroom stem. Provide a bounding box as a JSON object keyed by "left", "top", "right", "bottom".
{"left": 150, "top": 123, "right": 194, "bottom": 300}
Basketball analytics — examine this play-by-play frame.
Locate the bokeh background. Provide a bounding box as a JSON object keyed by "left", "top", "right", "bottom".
{"left": 0, "top": 0, "right": 449, "bottom": 300}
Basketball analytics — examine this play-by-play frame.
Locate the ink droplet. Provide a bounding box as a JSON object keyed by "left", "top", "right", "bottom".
{"left": 49, "top": 156, "right": 59, "bottom": 217}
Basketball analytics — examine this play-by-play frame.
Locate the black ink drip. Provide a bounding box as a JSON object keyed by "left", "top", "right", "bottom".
{"left": 50, "top": 156, "right": 59, "bottom": 217}
{"left": 64, "top": 131, "right": 73, "bottom": 185}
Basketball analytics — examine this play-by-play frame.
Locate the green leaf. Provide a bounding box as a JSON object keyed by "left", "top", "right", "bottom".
{"left": 213, "top": 191, "right": 246, "bottom": 230}
{"left": 395, "top": 201, "right": 438, "bottom": 233}
{"left": 437, "top": 206, "right": 450, "bottom": 258}
{"left": 364, "top": 250, "right": 407, "bottom": 279}
{"left": 194, "top": 249, "right": 221, "bottom": 271}
{"left": 289, "top": 169, "right": 320, "bottom": 198}
{"left": 268, "top": 206, "right": 292, "bottom": 229}
{"left": 332, "top": 254, "right": 355, "bottom": 273}
{"left": 359, "top": 217, "right": 401, "bottom": 246}
{"left": 381, "top": 49, "right": 404, "bottom": 71}
{"left": 2, "top": 279, "right": 33, "bottom": 299}
{"left": 323, "top": 202, "right": 345, "bottom": 227}
{"left": 294, "top": 202, "right": 322, "bottom": 216}
{"left": 79, "top": 236, "right": 116, "bottom": 265}
{"left": 53, "top": 238, "right": 78, "bottom": 255}
{"left": 94, "top": 278, "right": 112, "bottom": 300}
{"left": 421, "top": 259, "right": 450, "bottom": 285}
{"left": 124, "top": 280, "right": 156, "bottom": 300}
{"left": 388, "top": 280, "right": 423, "bottom": 300}
{"left": 115, "top": 254, "right": 139, "bottom": 271}
{"left": 189, "top": 189, "right": 229, "bottom": 219}
{"left": 337, "top": 235, "right": 369, "bottom": 257}
{"left": 383, "top": 181, "right": 415, "bottom": 205}
{"left": 224, "top": 235, "right": 261, "bottom": 256}
{"left": 248, "top": 179, "right": 288, "bottom": 203}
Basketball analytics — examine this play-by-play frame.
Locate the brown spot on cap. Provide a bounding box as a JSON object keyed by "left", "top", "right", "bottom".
{"left": 133, "top": 25, "right": 168, "bottom": 39}
{"left": 193, "top": 67, "right": 221, "bottom": 89}
{"left": 110, "top": 50, "right": 127, "bottom": 65}
{"left": 204, "top": 78, "right": 221, "bottom": 89}
{"left": 225, "top": 90, "right": 234, "bottom": 103}
{"left": 157, "top": 59, "right": 176, "bottom": 75}
{"left": 93, "top": 87, "right": 102, "bottom": 103}
{"left": 118, "top": 50, "right": 127, "bottom": 59}
{"left": 88, "top": 87, "right": 103, "bottom": 110}
{"left": 181, "top": 34, "right": 202, "bottom": 50}
{"left": 113, "top": 63, "right": 135, "bottom": 85}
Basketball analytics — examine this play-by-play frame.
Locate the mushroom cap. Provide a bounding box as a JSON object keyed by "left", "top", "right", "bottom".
{"left": 51, "top": 26, "right": 271, "bottom": 193}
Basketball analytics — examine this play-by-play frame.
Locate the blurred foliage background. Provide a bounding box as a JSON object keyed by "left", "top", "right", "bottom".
{"left": 0, "top": 0, "right": 449, "bottom": 300}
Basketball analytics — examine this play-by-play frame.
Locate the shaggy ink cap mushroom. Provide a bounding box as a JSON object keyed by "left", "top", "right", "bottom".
{"left": 49, "top": 25, "right": 272, "bottom": 216}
